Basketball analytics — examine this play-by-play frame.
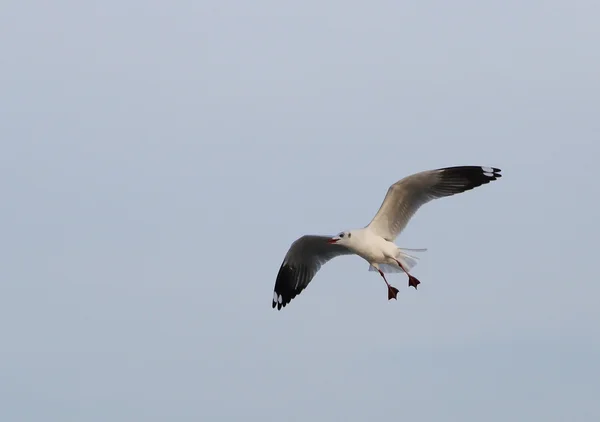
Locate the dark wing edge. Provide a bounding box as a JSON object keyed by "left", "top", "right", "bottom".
{"left": 430, "top": 166, "right": 502, "bottom": 196}
{"left": 272, "top": 235, "right": 353, "bottom": 311}
{"left": 272, "top": 262, "right": 307, "bottom": 310}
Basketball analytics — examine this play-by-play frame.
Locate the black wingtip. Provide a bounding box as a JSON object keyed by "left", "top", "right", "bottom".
{"left": 271, "top": 264, "right": 304, "bottom": 311}
{"left": 271, "top": 297, "right": 284, "bottom": 311}
{"left": 437, "top": 166, "right": 502, "bottom": 192}
{"left": 483, "top": 166, "right": 502, "bottom": 177}
{"left": 480, "top": 166, "right": 502, "bottom": 181}
{"left": 271, "top": 296, "right": 285, "bottom": 311}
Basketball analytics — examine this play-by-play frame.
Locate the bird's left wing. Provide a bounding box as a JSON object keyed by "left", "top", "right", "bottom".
{"left": 272, "top": 235, "right": 354, "bottom": 310}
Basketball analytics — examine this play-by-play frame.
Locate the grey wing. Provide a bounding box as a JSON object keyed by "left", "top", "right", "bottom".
{"left": 272, "top": 235, "right": 354, "bottom": 310}
{"left": 366, "top": 166, "right": 502, "bottom": 240}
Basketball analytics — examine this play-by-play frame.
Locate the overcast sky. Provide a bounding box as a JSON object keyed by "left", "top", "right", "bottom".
{"left": 2, "top": 1, "right": 599, "bottom": 421}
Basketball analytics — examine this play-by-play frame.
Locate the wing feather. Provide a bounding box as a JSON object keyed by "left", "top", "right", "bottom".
{"left": 272, "top": 235, "right": 354, "bottom": 310}
{"left": 367, "top": 166, "right": 501, "bottom": 240}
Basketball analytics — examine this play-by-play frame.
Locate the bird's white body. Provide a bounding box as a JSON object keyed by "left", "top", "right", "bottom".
{"left": 333, "top": 228, "right": 400, "bottom": 268}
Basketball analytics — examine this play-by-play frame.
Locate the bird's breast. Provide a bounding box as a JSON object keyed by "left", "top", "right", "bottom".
{"left": 351, "top": 240, "right": 388, "bottom": 263}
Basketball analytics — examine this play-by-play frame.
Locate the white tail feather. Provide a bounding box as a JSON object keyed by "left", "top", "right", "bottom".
{"left": 396, "top": 248, "right": 428, "bottom": 252}
{"left": 368, "top": 247, "right": 427, "bottom": 273}
{"left": 369, "top": 263, "right": 405, "bottom": 273}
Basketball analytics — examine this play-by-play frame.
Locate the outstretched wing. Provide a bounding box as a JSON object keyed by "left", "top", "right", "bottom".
{"left": 272, "top": 235, "right": 354, "bottom": 310}
{"left": 367, "top": 166, "right": 502, "bottom": 240}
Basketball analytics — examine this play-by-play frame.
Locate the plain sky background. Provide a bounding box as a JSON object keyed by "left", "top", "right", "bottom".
{"left": 2, "top": 0, "right": 599, "bottom": 421}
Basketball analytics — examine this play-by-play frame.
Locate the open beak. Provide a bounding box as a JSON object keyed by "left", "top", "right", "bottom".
{"left": 327, "top": 237, "right": 340, "bottom": 244}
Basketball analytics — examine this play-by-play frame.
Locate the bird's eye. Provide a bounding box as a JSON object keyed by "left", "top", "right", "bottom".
{"left": 339, "top": 233, "right": 344, "bottom": 238}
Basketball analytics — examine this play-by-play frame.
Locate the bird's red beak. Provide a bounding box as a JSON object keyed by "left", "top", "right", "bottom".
{"left": 327, "top": 238, "right": 339, "bottom": 244}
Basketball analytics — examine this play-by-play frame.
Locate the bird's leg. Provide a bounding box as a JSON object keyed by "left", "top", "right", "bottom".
{"left": 377, "top": 269, "right": 399, "bottom": 300}
{"left": 395, "top": 259, "right": 421, "bottom": 289}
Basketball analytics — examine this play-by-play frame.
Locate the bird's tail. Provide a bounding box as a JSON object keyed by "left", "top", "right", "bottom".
{"left": 368, "top": 247, "right": 427, "bottom": 273}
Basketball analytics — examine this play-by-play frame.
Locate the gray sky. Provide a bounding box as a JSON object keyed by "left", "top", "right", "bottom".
{"left": 2, "top": 0, "right": 599, "bottom": 421}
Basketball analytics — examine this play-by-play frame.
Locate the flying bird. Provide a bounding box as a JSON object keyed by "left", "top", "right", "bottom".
{"left": 272, "top": 165, "right": 502, "bottom": 310}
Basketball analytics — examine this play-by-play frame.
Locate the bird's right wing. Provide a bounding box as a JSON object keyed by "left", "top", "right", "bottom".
{"left": 366, "top": 166, "right": 502, "bottom": 241}
{"left": 272, "top": 235, "right": 354, "bottom": 310}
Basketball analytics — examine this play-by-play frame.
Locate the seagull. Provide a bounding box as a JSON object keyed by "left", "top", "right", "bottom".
{"left": 271, "top": 165, "right": 502, "bottom": 310}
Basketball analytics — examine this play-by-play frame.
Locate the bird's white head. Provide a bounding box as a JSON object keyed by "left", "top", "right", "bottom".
{"left": 327, "top": 231, "right": 353, "bottom": 245}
